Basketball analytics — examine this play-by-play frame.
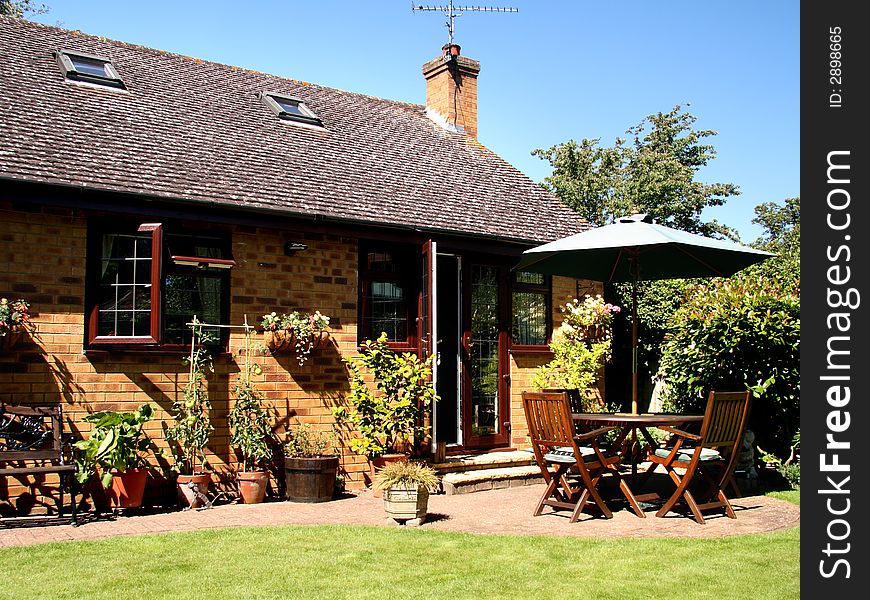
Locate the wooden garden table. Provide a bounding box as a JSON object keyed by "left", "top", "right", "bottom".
{"left": 572, "top": 412, "right": 705, "bottom": 483}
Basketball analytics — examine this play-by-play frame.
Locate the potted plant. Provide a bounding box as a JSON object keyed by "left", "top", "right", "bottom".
{"left": 373, "top": 460, "right": 440, "bottom": 525}
{"left": 334, "top": 332, "right": 438, "bottom": 496}
{"left": 73, "top": 403, "right": 154, "bottom": 510}
{"left": 0, "top": 297, "right": 34, "bottom": 350}
{"left": 532, "top": 295, "right": 621, "bottom": 412}
{"left": 260, "top": 310, "right": 330, "bottom": 366}
{"left": 228, "top": 327, "right": 274, "bottom": 504}
{"left": 165, "top": 318, "right": 214, "bottom": 508}
{"left": 283, "top": 422, "right": 339, "bottom": 502}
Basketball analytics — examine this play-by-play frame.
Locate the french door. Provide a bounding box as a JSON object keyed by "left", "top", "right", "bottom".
{"left": 421, "top": 241, "right": 510, "bottom": 451}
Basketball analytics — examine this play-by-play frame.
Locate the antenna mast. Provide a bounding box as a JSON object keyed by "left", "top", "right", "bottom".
{"left": 412, "top": 1, "right": 518, "bottom": 47}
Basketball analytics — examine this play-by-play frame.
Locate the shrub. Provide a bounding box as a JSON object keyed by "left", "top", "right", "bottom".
{"left": 334, "top": 333, "right": 438, "bottom": 460}
{"left": 657, "top": 273, "right": 799, "bottom": 455}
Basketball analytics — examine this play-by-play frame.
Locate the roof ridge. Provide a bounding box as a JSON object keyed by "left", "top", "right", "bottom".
{"left": 4, "top": 15, "right": 425, "bottom": 110}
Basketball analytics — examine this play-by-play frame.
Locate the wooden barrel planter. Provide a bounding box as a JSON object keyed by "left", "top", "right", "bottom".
{"left": 284, "top": 456, "right": 339, "bottom": 502}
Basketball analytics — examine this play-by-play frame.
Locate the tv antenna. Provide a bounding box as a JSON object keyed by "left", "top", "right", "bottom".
{"left": 412, "top": 1, "right": 518, "bottom": 47}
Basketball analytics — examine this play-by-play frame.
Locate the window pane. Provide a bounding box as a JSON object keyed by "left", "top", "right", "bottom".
{"left": 164, "top": 273, "right": 224, "bottom": 345}
{"left": 71, "top": 56, "right": 111, "bottom": 78}
{"left": 366, "top": 252, "right": 397, "bottom": 273}
{"left": 515, "top": 271, "right": 545, "bottom": 285}
{"left": 96, "top": 232, "right": 152, "bottom": 338}
{"left": 275, "top": 98, "right": 307, "bottom": 117}
{"left": 512, "top": 291, "right": 547, "bottom": 345}
{"left": 470, "top": 265, "right": 499, "bottom": 436}
{"left": 366, "top": 280, "right": 407, "bottom": 342}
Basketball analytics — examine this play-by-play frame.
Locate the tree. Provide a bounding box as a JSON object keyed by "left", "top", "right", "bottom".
{"left": 533, "top": 105, "right": 739, "bottom": 238}
{"left": 0, "top": 1, "right": 48, "bottom": 17}
{"left": 746, "top": 196, "right": 800, "bottom": 284}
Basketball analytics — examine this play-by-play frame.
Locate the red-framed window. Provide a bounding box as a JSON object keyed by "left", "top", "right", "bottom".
{"left": 358, "top": 242, "right": 418, "bottom": 350}
{"left": 86, "top": 221, "right": 233, "bottom": 349}
{"left": 510, "top": 270, "right": 552, "bottom": 350}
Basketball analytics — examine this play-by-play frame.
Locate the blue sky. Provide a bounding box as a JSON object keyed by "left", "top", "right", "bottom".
{"left": 34, "top": 1, "right": 798, "bottom": 242}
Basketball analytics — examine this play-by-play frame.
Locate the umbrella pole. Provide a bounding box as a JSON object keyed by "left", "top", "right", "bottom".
{"left": 631, "top": 277, "right": 638, "bottom": 415}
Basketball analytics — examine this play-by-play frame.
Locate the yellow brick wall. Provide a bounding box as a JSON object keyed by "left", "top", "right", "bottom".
{"left": 0, "top": 202, "right": 374, "bottom": 514}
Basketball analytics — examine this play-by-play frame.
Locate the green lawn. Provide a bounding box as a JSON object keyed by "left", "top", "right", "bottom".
{"left": 0, "top": 491, "right": 800, "bottom": 600}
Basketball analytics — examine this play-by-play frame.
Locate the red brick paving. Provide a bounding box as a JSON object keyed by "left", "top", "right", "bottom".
{"left": 0, "top": 484, "right": 799, "bottom": 548}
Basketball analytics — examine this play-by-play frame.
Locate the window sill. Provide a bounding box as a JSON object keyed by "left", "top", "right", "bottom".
{"left": 84, "top": 346, "right": 231, "bottom": 358}
{"left": 509, "top": 345, "right": 553, "bottom": 355}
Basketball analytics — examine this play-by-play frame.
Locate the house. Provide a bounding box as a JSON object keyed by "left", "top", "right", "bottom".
{"left": 0, "top": 16, "right": 594, "bottom": 508}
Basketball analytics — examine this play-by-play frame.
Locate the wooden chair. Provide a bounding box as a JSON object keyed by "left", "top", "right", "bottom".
{"left": 521, "top": 391, "right": 644, "bottom": 522}
{"left": 648, "top": 390, "right": 752, "bottom": 524}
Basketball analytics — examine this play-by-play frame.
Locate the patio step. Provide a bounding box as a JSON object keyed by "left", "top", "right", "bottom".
{"left": 430, "top": 450, "right": 536, "bottom": 475}
{"left": 430, "top": 451, "right": 541, "bottom": 495}
{"left": 439, "top": 464, "right": 544, "bottom": 495}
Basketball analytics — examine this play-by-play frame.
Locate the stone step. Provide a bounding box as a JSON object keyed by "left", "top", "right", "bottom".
{"left": 430, "top": 450, "right": 536, "bottom": 475}
{"left": 440, "top": 464, "right": 544, "bottom": 495}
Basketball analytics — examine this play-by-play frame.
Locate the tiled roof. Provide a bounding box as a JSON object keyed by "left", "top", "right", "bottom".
{"left": 0, "top": 17, "right": 583, "bottom": 244}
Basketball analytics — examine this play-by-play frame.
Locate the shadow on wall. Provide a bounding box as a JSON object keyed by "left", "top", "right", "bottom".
{"left": 0, "top": 331, "right": 84, "bottom": 517}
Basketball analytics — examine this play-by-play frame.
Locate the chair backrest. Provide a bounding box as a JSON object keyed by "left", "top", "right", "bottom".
{"left": 522, "top": 391, "right": 575, "bottom": 447}
{"left": 699, "top": 391, "right": 752, "bottom": 449}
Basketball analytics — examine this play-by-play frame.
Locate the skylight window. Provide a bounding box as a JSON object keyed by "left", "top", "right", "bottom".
{"left": 260, "top": 92, "right": 323, "bottom": 127}
{"left": 56, "top": 50, "right": 125, "bottom": 89}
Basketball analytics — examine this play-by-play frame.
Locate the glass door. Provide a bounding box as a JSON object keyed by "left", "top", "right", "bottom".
{"left": 463, "top": 264, "right": 510, "bottom": 448}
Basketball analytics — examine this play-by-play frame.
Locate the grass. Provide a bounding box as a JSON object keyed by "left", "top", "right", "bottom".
{"left": 0, "top": 490, "right": 799, "bottom": 600}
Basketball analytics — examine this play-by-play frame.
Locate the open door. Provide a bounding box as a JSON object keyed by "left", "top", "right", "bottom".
{"left": 419, "top": 240, "right": 437, "bottom": 454}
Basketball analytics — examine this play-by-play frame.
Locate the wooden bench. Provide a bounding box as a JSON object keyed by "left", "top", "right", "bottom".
{"left": 1, "top": 404, "right": 78, "bottom": 526}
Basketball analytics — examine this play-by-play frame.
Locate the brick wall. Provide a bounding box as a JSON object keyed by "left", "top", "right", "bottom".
{"left": 0, "top": 202, "right": 372, "bottom": 514}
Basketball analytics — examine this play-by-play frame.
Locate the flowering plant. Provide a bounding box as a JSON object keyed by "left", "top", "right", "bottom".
{"left": 532, "top": 295, "right": 621, "bottom": 409}
{"left": 561, "top": 294, "right": 621, "bottom": 334}
{"left": 0, "top": 298, "right": 34, "bottom": 337}
{"left": 260, "top": 310, "right": 330, "bottom": 366}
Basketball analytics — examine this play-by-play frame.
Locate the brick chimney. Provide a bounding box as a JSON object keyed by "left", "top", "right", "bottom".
{"left": 422, "top": 44, "right": 481, "bottom": 138}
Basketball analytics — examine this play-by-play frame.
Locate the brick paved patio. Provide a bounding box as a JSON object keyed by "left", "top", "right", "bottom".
{"left": 0, "top": 483, "right": 800, "bottom": 548}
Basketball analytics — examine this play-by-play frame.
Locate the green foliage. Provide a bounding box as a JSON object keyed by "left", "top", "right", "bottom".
{"left": 532, "top": 296, "right": 617, "bottom": 410}
{"left": 0, "top": 297, "right": 34, "bottom": 336}
{"left": 373, "top": 460, "right": 440, "bottom": 492}
{"left": 165, "top": 319, "right": 214, "bottom": 474}
{"left": 657, "top": 274, "right": 800, "bottom": 455}
{"left": 228, "top": 331, "right": 273, "bottom": 471}
{"left": 745, "top": 196, "right": 800, "bottom": 284}
{"left": 73, "top": 404, "right": 154, "bottom": 487}
{"left": 533, "top": 105, "right": 739, "bottom": 238}
{"left": 284, "top": 422, "right": 338, "bottom": 458}
{"left": 0, "top": 0, "right": 48, "bottom": 18}
{"left": 334, "top": 333, "right": 438, "bottom": 460}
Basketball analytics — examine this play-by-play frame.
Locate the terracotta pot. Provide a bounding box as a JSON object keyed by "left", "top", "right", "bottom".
{"left": 237, "top": 470, "right": 269, "bottom": 504}
{"left": 176, "top": 472, "right": 211, "bottom": 509}
{"left": 107, "top": 468, "right": 148, "bottom": 509}
{"left": 369, "top": 453, "right": 408, "bottom": 498}
{"left": 284, "top": 456, "right": 339, "bottom": 502}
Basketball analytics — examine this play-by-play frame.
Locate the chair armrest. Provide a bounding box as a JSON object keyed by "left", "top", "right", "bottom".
{"left": 575, "top": 426, "right": 615, "bottom": 442}
{"left": 657, "top": 426, "right": 701, "bottom": 442}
